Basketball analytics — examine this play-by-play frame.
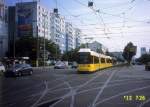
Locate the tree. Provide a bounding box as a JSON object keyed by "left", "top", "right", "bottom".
{"left": 137, "top": 54, "right": 150, "bottom": 64}
{"left": 122, "top": 42, "right": 137, "bottom": 64}
{"left": 61, "top": 48, "right": 79, "bottom": 61}
{"left": 15, "top": 36, "right": 37, "bottom": 60}
{"left": 38, "top": 37, "right": 61, "bottom": 59}
{"left": 61, "top": 44, "right": 86, "bottom": 61}
{"left": 15, "top": 36, "right": 61, "bottom": 63}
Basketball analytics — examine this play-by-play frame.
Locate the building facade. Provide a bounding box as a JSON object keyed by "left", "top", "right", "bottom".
{"left": 8, "top": 6, "right": 16, "bottom": 57}
{"left": 50, "top": 13, "right": 66, "bottom": 53}
{"left": 141, "top": 47, "right": 146, "bottom": 55}
{"left": 74, "top": 28, "right": 81, "bottom": 48}
{"left": 88, "top": 41, "right": 108, "bottom": 54}
{"left": 65, "top": 22, "right": 75, "bottom": 51}
{"left": 8, "top": 1, "right": 83, "bottom": 56}
{"left": 16, "top": 1, "right": 50, "bottom": 39}
{"left": 109, "top": 52, "right": 124, "bottom": 61}
{"left": 0, "top": 0, "right": 8, "bottom": 57}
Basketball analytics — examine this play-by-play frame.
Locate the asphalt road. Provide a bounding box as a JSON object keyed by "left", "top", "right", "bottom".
{"left": 0, "top": 65, "right": 150, "bottom": 107}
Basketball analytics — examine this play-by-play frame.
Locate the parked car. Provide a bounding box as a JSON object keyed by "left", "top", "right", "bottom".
{"left": 145, "top": 62, "right": 150, "bottom": 71}
{"left": 5, "top": 64, "right": 33, "bottom": 77}
{"left": 136, "top": 62, "right": 142, "bottom": 65}
{"left": 71, "top": 62, "right": 78, "bottom": 69}
{"left": 54, "top": 61, "right": 68, "bottom": 69}
{"left": 0, "top": 63, "right": 5, "bottom": 72}
{"left": 51, "top": 60, "right": 56, "bottom": 65}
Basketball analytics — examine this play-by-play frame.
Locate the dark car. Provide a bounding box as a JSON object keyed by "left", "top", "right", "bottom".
{"left": 145, "top": 62, "right": 150, "bottom": 71}
{"left": 54, "top": 61, "right": 68, "bottom": 69}
{"left": 5, "top": 64, "right": 33, "bottom": 77}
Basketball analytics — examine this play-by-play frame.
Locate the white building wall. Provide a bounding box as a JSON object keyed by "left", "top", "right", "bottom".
{"left": 141, "top": 47, "right": 146, "bottom": 55}
{"left": 88, "top": 41, "right": 108, "bottom": 54}
{"left": 16, "top": 2, "right": 51, "bottom": 40}
{"left": 37, "top": 4, "right": 51, "bottom": 40}
{"left": 74, "top": 28, "right": 81, "bottom": 48}
{"left": 50, "top": 13, "right": 66, "bottom": 53}
{"left": 65, "top": 22, "right": 75, "bottom": 51}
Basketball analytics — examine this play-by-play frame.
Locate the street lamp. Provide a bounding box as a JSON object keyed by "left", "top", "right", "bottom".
{"left": 84, "top": 37, "right": 94, "bottom": 48}
{"left": 56, "top": 44, "right": 57, "bottom": 61}
{"left": 32, "top": 19, "right": 39, "bottom": 67}
{"left": 36, "top": 26, "right": 39, "bottom": 67}
{"left": 42, "top": 14, "right": 46, "bottom": 67}
{"left": 0, "top": 40, "right": 3, "bottom": 57}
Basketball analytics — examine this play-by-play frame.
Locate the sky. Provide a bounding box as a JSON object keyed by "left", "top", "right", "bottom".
{"left": 6, "top": 0, "right": 150, "bottom": 57}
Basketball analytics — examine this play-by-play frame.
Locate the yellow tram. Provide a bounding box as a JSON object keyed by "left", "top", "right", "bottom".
{"left": 77, "top": 48, "right": 113, "bottom": 73}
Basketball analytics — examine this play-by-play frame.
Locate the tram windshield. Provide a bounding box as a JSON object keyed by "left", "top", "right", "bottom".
{"left": 78, "top": 52, "right": 92, "bottom": 64}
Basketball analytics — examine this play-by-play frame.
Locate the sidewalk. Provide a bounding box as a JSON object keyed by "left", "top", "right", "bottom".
{"left": 32, "top": 66, "right": 54, "bottom": 72}
{"left": 32, "top": 66, "right": 54, "bottom": 69}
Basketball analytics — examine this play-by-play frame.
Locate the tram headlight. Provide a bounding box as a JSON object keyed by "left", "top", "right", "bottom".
{"left": 87, "top": 65, "right": 90, "bottom": 67}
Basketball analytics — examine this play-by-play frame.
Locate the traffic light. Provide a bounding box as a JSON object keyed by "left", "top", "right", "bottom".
{"left": 88, "top": 1, "right": 93, "bottom": 7}
{"left": 53, "top": 8, "right": 58, "bottom": 14}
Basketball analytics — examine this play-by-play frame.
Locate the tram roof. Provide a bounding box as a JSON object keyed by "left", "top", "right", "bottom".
{"left": 78, "top": 48, "right": 112, "bottom": 59}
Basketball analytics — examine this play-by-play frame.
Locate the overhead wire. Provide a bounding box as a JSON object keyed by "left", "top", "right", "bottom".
{"left": 56, "top": 1, "right": 108, "bottom": 37}
{"left": 73, "top": 0, "right": 148, "bottom": 23}
{"left": 74, "top": 0, "right": 150, "bottom": 40}
{"left": 57, "top": 0, "right": 150, "bottom": 39}
{"left": 73, "top": 0, "right": 109, "bottom": 36}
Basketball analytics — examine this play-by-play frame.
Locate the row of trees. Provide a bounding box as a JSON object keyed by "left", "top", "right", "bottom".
{"left": 7, "top": 36, "right": 87, "bottom": 66}
{"left": 61, "top": 44, "right": 86, "bottom": 61}
{"left": 7, "top": 36, "right": 61, "bottom": 66}
{"left": 8, "top": 36, "right": 143, "bottom": 66}
{"left": 122, "top": 42, "right": 150, "bottom": 65}
{"left": 136, "top": 54, "right": 150, "bottom": 64}
{"left": 122, "top": 42, "right": 137, "bottom": 64}
{"left": 63, "top": 42, "right": 138, "bottom": 64}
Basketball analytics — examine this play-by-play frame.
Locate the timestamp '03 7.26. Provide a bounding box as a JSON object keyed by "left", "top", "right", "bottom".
{"left": 123, "top": 95, "right": 146, "bottom": 101}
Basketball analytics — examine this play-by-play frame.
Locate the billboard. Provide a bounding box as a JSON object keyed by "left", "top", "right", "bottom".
{"left": 17, "top": 3, "right": 33, "bottom": 37}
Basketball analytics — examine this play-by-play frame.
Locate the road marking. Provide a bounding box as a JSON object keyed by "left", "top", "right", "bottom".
{"left": 77, "top": 79, "right": 146, "bottom": 95}
{"left": 64, "top": 82, "right": 75, "bottom": 107}
{"left": 0, "top": 82, "right": 43, "bottom": 99}
{"left": 48, "top": 68, "right": 118, "bottom": 107}
{"left": 95, "top": 85, "right": 150, "bottom": 106}
{"left": 49, "top": 80, "right": 76, "bottom": 107}
{"left": 46, "top": 78, "right": 144, "bottom": 96}
{"left": 138, "top": 98, "right": 150, "bottom": 107}
{"left": 31, "top": 81, "right": 48, "bottom": 107}
{"left": 48, "top": 82, "right": 66, "bottom": 91}
{"left": 91, "top": 70, "right": 117, "bottom": 107}
{"left": 76, "top": 70, "right": 111, "bottom": 90}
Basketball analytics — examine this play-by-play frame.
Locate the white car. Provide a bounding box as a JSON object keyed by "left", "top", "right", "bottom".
{"left": 0, "top": 63, "right": 5, "bottom": 73}
{"left": 54, "top": 61, "right": 68, "bottom": 69}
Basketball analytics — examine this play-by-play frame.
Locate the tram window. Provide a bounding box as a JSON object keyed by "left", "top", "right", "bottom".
{"left": 94, "top": 56, "right": 99, "bottom": 63}
{"left": 106, "top": 59, "right": 110, "bottom": 63}
{"left": 109, "top": 59, "right": 112, "bottom": 63}
{"left": 106, "top": 59, "right": 112, "bottom": 63}
{"left": 101, "top": 58, "right": 105, "bottom": 63}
